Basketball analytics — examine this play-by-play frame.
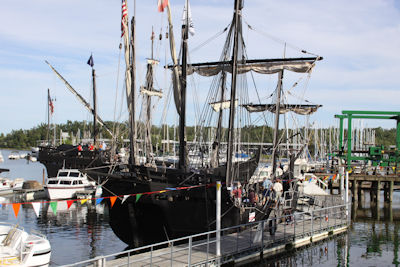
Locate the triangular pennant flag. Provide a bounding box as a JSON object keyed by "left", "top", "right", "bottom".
{"left": 50, "top": 202, "right": 58, "bottom": 215}
{"left": 110, "top": 196, "right": 117, "bottom": 208}
{"left": 80, "top": 199, "right": 88, "bottom": 205}
{"left": 31, "top": 202, "right": 41, "bottom": 218}
{"left": 67, "top": 200, "right": 75, "bottom": 209}
{"left": 0, "top": 204, "right": 2, "bottom": 208}
{"left": 121, "top": 195, "right": 129, "bottom": 204}
{"left": 96, "top": 198, "right": 103, "bottom": 205}
{"left": 12, "top": 203, "right": 21, "bottom": 218}
{"left": 135, "top": 194, "right": 142, "bottom": 203}
{"left": 216, "top": 183, "right": 221, "bottom": 191}
{"left": 158, "top": 190, "right": 166, "bottom": 194}
{"left": 166, "top": 188, "right": 177, "bottom": 190}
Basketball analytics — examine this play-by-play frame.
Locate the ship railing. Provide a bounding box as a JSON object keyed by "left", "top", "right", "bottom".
{"left": 61, "top": 203, "right": 349, "bottom": 267}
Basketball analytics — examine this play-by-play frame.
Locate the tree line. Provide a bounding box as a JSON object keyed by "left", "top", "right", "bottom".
{"left": 0, "top": 120, "right": 397, "bottom": 151}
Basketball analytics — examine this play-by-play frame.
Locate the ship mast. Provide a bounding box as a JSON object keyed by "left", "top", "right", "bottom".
{"left": 91, "top": 65, "right": 97, "bottom": 146}
{"left": 47, "top": 89, "right": 50, "bottom": 144}
{"left": 179, "top": 0, "right": 189, "bottom": 170}
{"left": 271, "top": 70, "right": 284, "bottom": 177}
{"left": 225, "top": 0, "right": 242, "bottom": 187}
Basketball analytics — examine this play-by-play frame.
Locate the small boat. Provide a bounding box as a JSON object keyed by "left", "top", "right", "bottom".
{"left": 0, "top": 152, "right": 3, "bottom": 163}
{"left": 45, "top": 169, "right": 96, "bottom": 200}
{"left": 0, "top": 223, "right": 51, "bottom": 267}
{"left": 0, "top": 178, "right": 12, "bottom": 196}
{"left": 8, "top": 151, "right": 20, "bottom": 160}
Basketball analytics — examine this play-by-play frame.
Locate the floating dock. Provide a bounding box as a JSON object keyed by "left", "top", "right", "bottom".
{"left": 63, "top": 203, "right": 349, "bottom": 267}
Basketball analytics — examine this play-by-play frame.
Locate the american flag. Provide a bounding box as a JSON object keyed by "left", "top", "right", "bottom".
{"left": 158, "top": 0, "right": 169, "bottom": 12}
{"left": 121, "top": 0, "right": 128, "bottom": 38}
{"left": 48, "top": 96, "right": 54, "bottom": 115}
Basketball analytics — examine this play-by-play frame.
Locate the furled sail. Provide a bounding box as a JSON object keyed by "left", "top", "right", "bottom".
{"left": 242, "top": 104, "right": 322, "bottom": 115}
{"left": 189, "top": 59, "right": 316, "bottom": 76}
{"left": 167, "top": 57, "right": 321, "bottom": 77}
{"left": 210, "top": 99, "right": 238, "bottom": 112}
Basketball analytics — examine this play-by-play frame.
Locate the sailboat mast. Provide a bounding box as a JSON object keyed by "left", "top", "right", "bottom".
{"left": 226, "top": 0, "right": 242, "bottom": 186}
{"left": 92, "top": 68, "right": 97, "bottom": 145}
{"left": 129, "top": 14, "right": 137, "bottom": 165}
{"left": 47, "top": 89, "right": 51, "bottom": 144}
{"left": 179, "top": 0, "right": 189, "bottom": 170}
{"left": 271, "top": 70, "right": 284, "bottom": 177}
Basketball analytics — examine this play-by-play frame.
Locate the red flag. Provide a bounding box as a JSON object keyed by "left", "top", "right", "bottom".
{"left": 157, "top": 0, "right": 169, "bottom": 12}
{"left": 110, "top": 196, "right": 117, "bottom": 208}
{"left": 12, "top": 203, "right": 21, "bottom": 218}
{"left": 48, "top": 95, "right": 54, "bottom": 115}
{"left": 121, "top": 0, "right": 128, "bottom": 37}
{"left": 67, "top": 200, "right": 75, "bottom": 209}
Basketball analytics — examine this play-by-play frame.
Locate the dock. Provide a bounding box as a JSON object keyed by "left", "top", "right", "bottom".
{"left": 315, "top": 173, "right": 399, "bottom": 203}
{"left": 63, "top": 202, "right": 349, "bottom": 267}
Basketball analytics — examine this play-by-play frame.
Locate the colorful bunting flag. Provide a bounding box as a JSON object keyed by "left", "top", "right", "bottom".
{"left": 50, "top": 202, "right": 58, "bottom": 215}
{"left": 121, "top": 195, "right": 129, "bottom": 204}
{"left": 80, "top": 199, "right": 88, "bottom": 205}
{"left": 96, "top": 198, "right": 103, "bottom": 205}
{"left": 67, "top": 200, "right": 75, "bottom": 209}
{"left": 110, "top": 196, "right": 117, "bottom": 208}
{"left": 135, "top": 194, "right": 142, "bottom": 203}
{"left": 31, "top": 202, "right": 41, "bottom": 218}
{"left": 12, "top": 203, "right": 21, "bottom": 218}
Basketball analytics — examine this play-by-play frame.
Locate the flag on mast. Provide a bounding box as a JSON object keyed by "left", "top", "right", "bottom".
{"left": 121, "top": 0, "right": 128, "bottom": 37}
{"left": 157, "top": 0, "right": 169, "bottom": 12}
{"left": 87, "top": 54, "right": 94, "bottom": 67}
{"left": 182, "top": 1, "right": 195, "bottom": 36}
{"left": 48, "top": 93, "right": 54, "bottom": 115}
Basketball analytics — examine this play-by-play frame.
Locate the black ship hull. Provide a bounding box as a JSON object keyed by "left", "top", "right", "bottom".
{"left": 100, "top": 152, "right": 267, "bottom": 246}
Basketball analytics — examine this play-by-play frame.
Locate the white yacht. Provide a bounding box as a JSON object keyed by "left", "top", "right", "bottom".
{"left": 8, "top": 151, "right": 20, "bottom": 160}
{"left": 45, "top": 169, "right": 96, "bottom": 200}
{"left": 0, "top": 223, "right": 51, "bottom": 267}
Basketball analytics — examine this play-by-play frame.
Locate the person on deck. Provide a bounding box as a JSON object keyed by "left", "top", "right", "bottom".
{"left": 272, "top": 179, "right": 283, "bottom": 201}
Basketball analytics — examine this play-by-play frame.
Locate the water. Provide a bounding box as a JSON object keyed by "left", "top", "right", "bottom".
{"left": 0, "top": 149, "right": 399, "bottom": 266}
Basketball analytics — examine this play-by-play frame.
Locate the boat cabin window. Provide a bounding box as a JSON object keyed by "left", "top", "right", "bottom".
{"left": 60, "top": 181, "right": 72, "bottom": 185}
{"left": 73, "top": 181, "right": 77, "bottom": 185}
{"left": 69, "top": 172, "right": 80, "bottom": 177}
{"left": 48, "top": 180, "right": 58, "bottom": 184}
{"left": 78, "top": 181, "right": 83, "bottom": 185}
{"left": 58, "top": 171, "right": 69, "bottom": 177}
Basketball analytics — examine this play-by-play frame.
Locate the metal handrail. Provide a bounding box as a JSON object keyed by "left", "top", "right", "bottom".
{"left": 62, "top": 203, "right": 349, "bottom": 267}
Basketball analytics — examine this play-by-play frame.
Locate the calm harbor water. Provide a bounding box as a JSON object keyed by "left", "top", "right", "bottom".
{"left": 0, "top": 149, "right": 399, "bottom": 266}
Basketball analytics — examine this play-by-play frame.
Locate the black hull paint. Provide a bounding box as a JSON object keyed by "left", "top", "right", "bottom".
{"left": 38, "top": 145, "right": 114, "bottom": 177}
{"left": 102, "top": 152, "right": 265, "bottom": 246}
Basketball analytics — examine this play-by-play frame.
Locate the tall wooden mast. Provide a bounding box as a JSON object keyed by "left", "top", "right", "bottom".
{"left": 225, "top": 0, "right": 242, "bottom": 187}
{"left": 178, "top": 0, "right": 189, "bottom": 170}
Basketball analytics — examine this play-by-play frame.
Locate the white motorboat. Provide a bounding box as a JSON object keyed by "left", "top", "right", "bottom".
{"left": 11, "top": 179, "right": 25, "bottom": 192}
{"left": 45, "top": 169, "right": 96, "bottom": 200}
{"left": 8, "top": 151, "right": 20, "bottom": 160}
{"left": 0, "top": 223, "right": 51, "bottom": 267}
{"left": 0, "top": 178, "right": 13, "bottom": 196}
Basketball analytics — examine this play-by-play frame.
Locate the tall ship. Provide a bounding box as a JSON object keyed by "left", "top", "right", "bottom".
{"left": 38, "top": 63, "right": 119, "bottom": 178}
{"left": 87, "top": 0, "right": 323, "bottom": 247}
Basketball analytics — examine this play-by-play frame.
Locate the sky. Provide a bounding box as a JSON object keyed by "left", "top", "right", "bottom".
{"left": 1, "top": 0, "right": 400, "bottom": 135}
